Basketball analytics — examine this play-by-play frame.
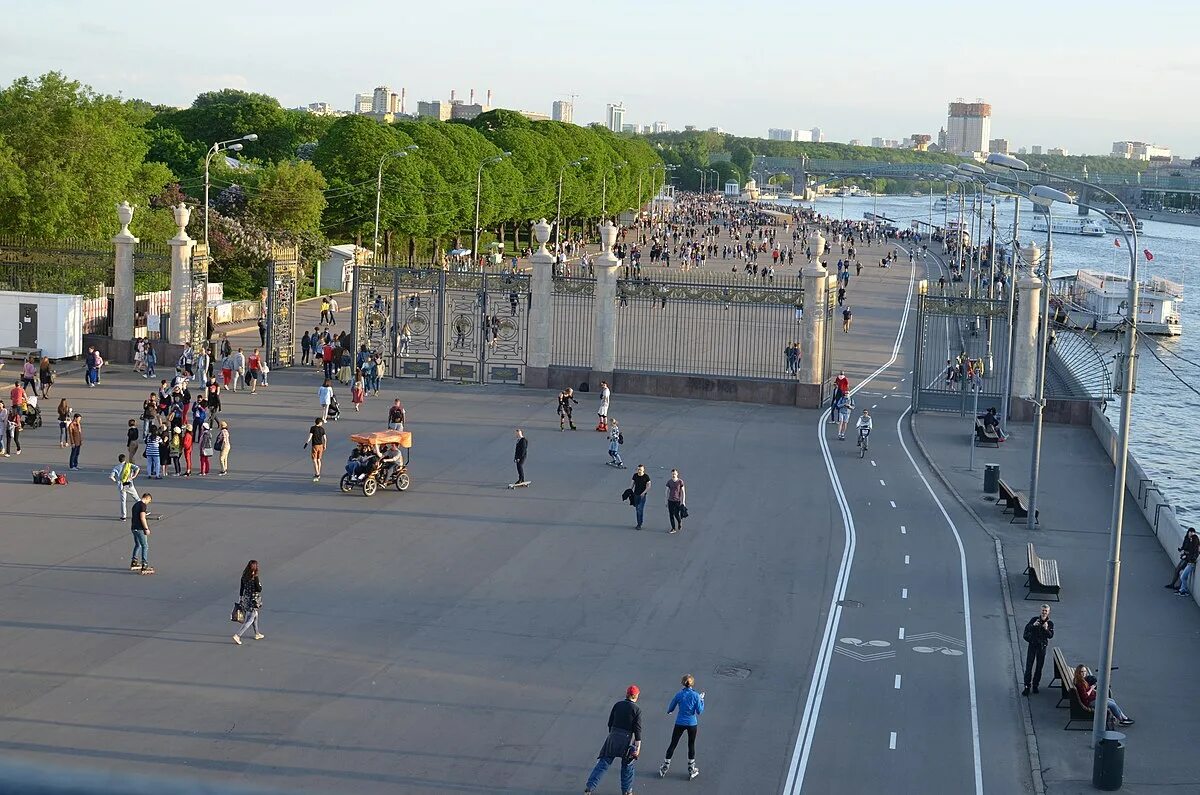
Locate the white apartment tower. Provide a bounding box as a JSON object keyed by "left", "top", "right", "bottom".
{"left": 606, "top": 103, "right": 626, "bottom": 132}
{"left": 354, "top": 93, "right": 373, "bottom": 114}
{"left": 552, "top": 100, "right": 574, "bottom": 124}
{"left": 945, "top": 101, "right": 991, "bottom": 156}
{"left": 768, "top": 128, "right": 799, "bottom": 141}
{"left": 372, "top": 86, "right": 394, "bottom": 115}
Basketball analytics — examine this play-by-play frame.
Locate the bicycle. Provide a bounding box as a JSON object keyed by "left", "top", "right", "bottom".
{"left": 858, "top": 427, "right": 870, "bottom": 458}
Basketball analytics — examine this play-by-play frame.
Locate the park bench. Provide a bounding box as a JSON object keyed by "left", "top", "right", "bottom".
{"left": 0, "top": 346, "right": 41, "bottom": 361}
{"left": 999, "top": 478, "right": 1039, "bottom": 524}
{"left": 1051, "top": 647, "right": 1072, "bottom": 707}
{"left": 1064, "top": 681, "right": 1096, "bottom": 730}
{"left": 974, "top": 419, "right": 1001, "bottom": 447}
{"left": 1025, "top": 543, "right": 1061, "bottom": 601}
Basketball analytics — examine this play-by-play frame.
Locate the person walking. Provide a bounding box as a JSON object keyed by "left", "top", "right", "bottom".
{"left": 129, "top": 493, "right": 154, "bottom": 574}
{"left": 631, "top": 464, "right": 650, "bottom": 531}
{"left": 387, "top": 398, "right": 405, "bottom": 431}
{"left": 125, "top": 418, "right": 140, "bottom": 459}
{"left": 215, "top": 420, "right": 231, "bottom": 475}
{"left": 144, "top": 426, "right": 162, "bottom": 479}
{"left": 607, "top": 418, "right": 625, "bottom": 469}
{"left": 1166, "top": 527, "right": 1199, "bottom": 590}
{"left": 841, "top": 305, "right": 853, "bottom": 333}
{"left": 1021, "top": 604, "right": 1055, "bottom": 695}
{"left": 596, "top": 381, "right": 611, "bottom": 432}
{"left": 232, "top": 559, "right": 265, "bottom": 644}
{"left": 658, "top": 674, "right": 705, "bottom": 780}
{"left": 67, "top": 413, "right": 83, "bottom": 470}
{"left": 665, "top": 469, "right": 687, "bottom": 534}
{"left": 320, "top": 297, "right": 330, "bottom": 325}
{"left": 109, "top": 454, "right": 141, "bottom": 520}
{"left": 833, "top": 391, "right": 853, "bottom": 441}
{"left": 584, "top": 685, "right": 643, "bottom": 795}
{"left": 513, "top": 428, "right": 528, "bottom": 486}
{"left": 247, "top": 348, "right": 262, "bottom": 394}
{"left": 318, "top": 380, "right": 334, "bottom": 421}
{"left": 145, "top": 342, "right": 157, "bottom": 379}
{"left": 198, "top": 422, "right": 213, "bottom": 476}
{"left": 328, "top": 296, "right": 339, "bottom": 324}
{"left": 231, "top": 347, "right": 246, "bottom": 392}
{"left": 303, "top": 417, "right": 327, "bottom": 482}
{"left": 300, "top": 330, "right": 312, "bottom": 366}
{"left": 182, "top": 425, "right": 194, "bottom": 477}
{"left": 38, "top": 356, "right": 54, "bottom": 398}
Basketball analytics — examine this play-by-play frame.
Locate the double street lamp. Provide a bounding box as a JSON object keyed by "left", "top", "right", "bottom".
{"left": 204, "top": 133, "right": 258, "bottom": 251}
{"left": 473, "top": 151, "right": 512, "bottom": 263}
{"left": 556, "top": 157, "right": 588, "bottom": 250}
{"left": 601, "top": 160, "right": 626, "bottom": 219}
{"left": 373, "top": 145, "right": 420, "bottom": 264}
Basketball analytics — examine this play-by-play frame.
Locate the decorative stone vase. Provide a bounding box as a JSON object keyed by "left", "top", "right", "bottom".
{"left": 598, "top": 220, "right": 618, "bottom": 254}
{"left": 172, "top": 203, "right": 191, "bottom": 238}
{"left": 532, "top": 218, "right": 552, "bottom": 257}
{"left": 116, "top": 201, "right": 135, "bottom": 237}
{"left": 812, "top": 232, "right": 825, "bottom": 258}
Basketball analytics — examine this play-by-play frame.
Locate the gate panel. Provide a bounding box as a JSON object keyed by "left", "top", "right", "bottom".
{"left": 913, "top": 294, "right": 1010, "bottom": 414}
{"left": 265, "top": 244, "right": 298, "bottom": 368}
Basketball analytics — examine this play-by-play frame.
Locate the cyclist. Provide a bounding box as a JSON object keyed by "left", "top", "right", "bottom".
{"left": 856, "top": 410, "right": 874, "bottom": 448}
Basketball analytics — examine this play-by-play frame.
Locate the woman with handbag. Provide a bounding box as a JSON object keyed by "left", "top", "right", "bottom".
{"left": 232, "top": 559, "right": 264, "bottom": 644}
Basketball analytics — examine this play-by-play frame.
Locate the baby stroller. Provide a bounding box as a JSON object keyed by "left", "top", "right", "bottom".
{"left": 326, "top": 395, "right": 342, "bottom": 422}
{"left": 21, "top": 398, "right": 42, "bottom": 430}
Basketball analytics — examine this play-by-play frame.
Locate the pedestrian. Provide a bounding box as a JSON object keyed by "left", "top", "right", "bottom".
{"left": 109, "top": 453, "right": 141, "bottom": 521}
{"left": 834, "top": 391, "right": 853, "bottom": 441}
{"left": 558, "top": 387, "right": 578, "bottom": 431}
{"left": 658, "top": 674, "right": 705, "bottom": 780}
{"left": 198, "top": 422, "right": 213, "bottom": 476}
{"left": 38, "top": 356, "right": 54, "bottom": 398}
{"left": 124, "top": 417, "right": 139, "bottom": 459}
{"left": 607, "top": 418, "right": 625, "bottom": 468}
{"left": 665, "top": 468, "right": 687, "bottom": 534}
{"left": 157, "top": 425, "right": 170, "bottom": 478}
{"left": 303, "top": 417, "right": 327, "bottom": 482}
{"left": 387, "top": 398, "right": 405, "bottom": 431}
{"left": 328, "top": 295, "right": 339, "bottom": 324}
{"left": 145, "top": 342, "right": 157, "bottom": 379}
{"left": 182, "top": 425, "right": 193, "bottom": 477}
{"left": 300, "top": 330, "right": 312, "bottom": 366}
{"left": 215, "top": 420, "right": 231, "bottom": 475}
{"left": 583, "top": 685, "right": 643, "bottom": 795}
{"left": 67, "top": 413, "right": 83, "bottom": 469}
{"left": 257, "top": 317, "right": 266, "bottom": 346}
{"left": 351, "top": 373, "right": 365, "bottom": 412}
{"left": 231, "top": 347, "right": 246, "bottom": 392}
{"left": 318, "top": 379, "right": 334, "bottom": 421}
{"left": 232, "top": 559, "right": 265, "bottom": 644}
{"left": 55, "top": 399, "right": 70, "bottom": 447}
{"left": 596, "top": 381, "right": 611, "bottom": 431}
{"left": 842, "top": 305, "right": 853, "bottom": 333}
{"left": 247, "top": 348, "right": 262, "bottom": 394}
{"left": 1166, "top": 527, "right": 1199, "bottom": 590}
{"left": 320, "top": 296, "right": 330, "bottom": 324}
{"left": 1021, "top": 604, "right": 1054, "bottom": 695}
{"left": 169, "top": 427, "right": 183, "bottom": 476}
{"left": 631, "top": 464, "right": 650, "bottom": 531}
{"left": 5, "top": 405, "right": 21, "bottom": 456}
{"left": 513, "top": 428, "right": 528, "bottom": 486}
{"left": 129, "top": 493, "right": 154, "bottom": 574}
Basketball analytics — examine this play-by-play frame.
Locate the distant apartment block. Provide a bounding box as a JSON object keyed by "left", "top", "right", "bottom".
{"left": 946, "top": 100, "right": 991, "bottom": 155}
{"left": 1048, "top": 147, "right": 1068, "bottom": 156}
{"left": 552, "top": 100, "right": 574, "bottom": 123}
{"left": 769, "top": 128, "right": 800, "bottom": 141}
{"left": 810, "top": 127, "right": 823, "bottom": 143}
{"left": 354, "top": 93, "right": 373, "bottom": 115}
{"left": 652, "top": 121, "right": 669, "bottom": 134}
{"left": 988, "top": 138, "right": 1010, "bottom": 154}
{"left": 521, "top": 110, "right": 551, "bottom": 122}
{"left": 417, "top": 100, "right": 452, "bottom": 121}
{"left": 621, "top": 123, "right": 636, "bottom": 133}
{"left": 606, "top": 103, "right": 626, "bottom": 132}
{"left": 1031, "top": 145, "right": 1044, "bottom": 155}
{"left": 1111, "top": 141, "right": 1171, "bottom": 161}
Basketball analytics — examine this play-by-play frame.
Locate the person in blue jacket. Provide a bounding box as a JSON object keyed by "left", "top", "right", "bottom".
{"left": 658, "top": 674, "right": 705, "bottom": 780}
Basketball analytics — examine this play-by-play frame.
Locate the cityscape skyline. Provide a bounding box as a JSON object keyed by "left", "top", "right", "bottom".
{"left": 2, "top": 0, "right": 1196, "bottom": 155}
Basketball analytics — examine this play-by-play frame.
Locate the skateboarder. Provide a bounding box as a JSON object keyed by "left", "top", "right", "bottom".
{"left": 584, "top": 685, "right": 643, "bottom": 795}
{"left": 130, "top": 493, "right": 154, "bottom": 574}
{"left": 512, "top": 428, "right": 528, "bottom": 487}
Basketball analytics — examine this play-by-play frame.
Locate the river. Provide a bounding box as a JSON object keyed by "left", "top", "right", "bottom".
{"left": 782, "top": 194, "right": 1199, "bottom": 521}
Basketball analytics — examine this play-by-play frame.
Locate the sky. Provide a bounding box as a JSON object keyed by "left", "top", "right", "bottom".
{"left": 3, "top": 0, "right": 1197, "bottom": 157}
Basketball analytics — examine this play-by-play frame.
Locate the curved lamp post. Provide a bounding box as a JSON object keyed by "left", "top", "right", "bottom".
{"left": 556, "top": 157, "right": 588, "bottom": 250}
{"left": 473, "top": 151, "right": 511, "bottom": 263}
{"left": 205, "top": 134, "right": 257, "bottom": 251}
{"left": 373, "top": 145, "right": 419, "bottom": 264}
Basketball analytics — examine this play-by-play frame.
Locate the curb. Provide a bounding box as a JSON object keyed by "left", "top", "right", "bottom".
{"left": 908, "top": 412, "right": 1046, "bottom": 795}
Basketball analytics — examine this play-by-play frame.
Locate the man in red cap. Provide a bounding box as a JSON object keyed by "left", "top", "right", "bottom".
{"left": 584, "top": 685, "right": 643, "bottom": 795}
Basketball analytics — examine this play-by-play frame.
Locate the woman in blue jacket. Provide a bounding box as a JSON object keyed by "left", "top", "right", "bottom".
{"left": 658, "top": 674, "right": 705, "bottom": 780}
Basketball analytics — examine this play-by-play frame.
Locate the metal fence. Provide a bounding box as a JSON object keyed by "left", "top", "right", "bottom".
{"left": 613, "top": 277, "right": 805, "bottom": 379}
{"left": 551, "top": 276, "right": 595, "bottom": 367}
{"left": 912, "top": 294, "right": 1012, "bottom": 413}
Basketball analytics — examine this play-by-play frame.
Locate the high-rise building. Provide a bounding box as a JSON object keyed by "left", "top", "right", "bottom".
{"left": 354, "top": 93, "right": 373, "bottom": 115}
{"left": 519, "top": 110, "right": 550, "bottom": 121}
{"left": 1112, "top": 141, "right": 1171, "bottom": 161}
{"left": 848, "top": 139, "right": 862, "bottom": 147}
{"left": 810, "top": 127, "right": 823, "bottom": 143}
{"left": 417, "top": 100, "right": 452, "bottom": 121}
{"left": 372, "top": 86, "right": 394, "bottom": 115}
{"left": 1030, "top": 145, "right": 1043, "bottom": 155}
{"left": 769, "top": 128, "right": 800, "bottom": 141}
{"left": 1048, "top": 147, "right": 1068, "bottom": 157}
{"left": 621, "top": 123, "right": 636, "bottom": 133}
{"left": 552, "top": 100, "right": 574, "bottom": 124}
{"left": 451, "top": 103, "right": 485, "bottom": 120}
{"left": 988, "top": 138, "right": 1010, "bottom": 155}
{"left": 606, "top": 103, "right": 626, "bottom": 132}
{"left": 871, "top": 137, "right": 886, "bottom": 148}
{"left": 652, "top": 121, "right": 668, "bottom": 134}
{"left": 945, "top": 100, "right": 991, "bottom": 155}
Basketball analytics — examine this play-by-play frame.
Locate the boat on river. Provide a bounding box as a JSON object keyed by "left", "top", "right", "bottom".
{"left": 1050, "top": 269, "right": 1183, "bottom": 335}
{"left": 1029, "top": 214, "right": 1106, "bottom": 237}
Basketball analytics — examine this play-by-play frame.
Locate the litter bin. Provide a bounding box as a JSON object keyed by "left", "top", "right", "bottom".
{"left": 984, "top": 464, "right": 1000, "bottom": 495}
{"left": 1093, "top": 730, "right": 1125, "bottom": 790}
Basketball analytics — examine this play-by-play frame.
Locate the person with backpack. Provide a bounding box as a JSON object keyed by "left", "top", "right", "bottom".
{"left": 658, "top": 674, "right": 705, "bottom": 780}
{"left": 1021, "top": 604, "right": 1054, "bottom": 695}
{"left": 198, "top": 423, "right": 213, "bottom": 476}
{"left": 607, "top": 418, "right": 625, "bottom": 469}
{"left": 214, "top": 420, "right": 231, "bottom": 475}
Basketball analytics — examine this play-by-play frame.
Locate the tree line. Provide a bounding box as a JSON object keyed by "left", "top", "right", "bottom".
{"left": 0, "top": 73, "right": 663, "bottom": 299}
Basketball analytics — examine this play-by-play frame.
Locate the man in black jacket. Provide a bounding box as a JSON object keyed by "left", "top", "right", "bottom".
{"left": 513, "top": 428, "right": 528, "bottom": 486}
{"left": 585, "top": 685, "right": 642, "bottom": 795}
{"left": 1022, "top": 604, "right": 1054, "bottom": 695}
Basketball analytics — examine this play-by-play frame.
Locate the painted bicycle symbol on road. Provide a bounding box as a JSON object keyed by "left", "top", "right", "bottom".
{"left": 911, "top": 645, "right": 964, "bottom": 656}
{"left": 839, "top": 638, "right": 891, "bottom": 648}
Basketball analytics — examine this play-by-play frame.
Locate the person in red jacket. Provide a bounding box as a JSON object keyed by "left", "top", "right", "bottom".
{"left": 1074, "top": 665, "right": 1133, "bottom": 726}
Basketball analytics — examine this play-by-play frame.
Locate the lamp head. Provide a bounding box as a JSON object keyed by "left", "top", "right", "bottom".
{"left": 228, "top": 143, "right": 244, "bottom": 152}
{"left": 242, "top": 134, "right": 258, "bottom": 142}
{"left": 959, "top": 162, "right": 986, "bottom": 175}
{"left": 406, "top": 144, "right": 419, "bottom": 151}
{"left": 1028, "top": 185, "right": 1074, "bottom": 206}
{"left": 986, "top": 152, "right": 1029, "bottom": 171}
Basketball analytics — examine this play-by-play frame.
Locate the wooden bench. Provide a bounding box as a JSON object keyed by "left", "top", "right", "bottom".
{"left": 998, "top": 478, "right": 1039, "bottom": 524}
{"left": 0, "top": 346, "right": 41, "bottom": 361}
{"left": 1051, "top": 647, "right": 1072, "bottom": 708}
{"left": 974, "top": 419, "right": 1001, "bottom": 447}
{"left": 1064, "top": 681, "right": 1096, "bottom": 730}
{"left": 1025, "top": 543, "right": 1061, "bottom": 601}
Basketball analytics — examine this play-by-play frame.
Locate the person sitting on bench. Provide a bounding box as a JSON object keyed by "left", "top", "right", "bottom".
{"left": 1074, "top": 665, "right": 1134, "bottom": 726}
{"left": 977, "top": 407, "right": 1007, "bottom": 440}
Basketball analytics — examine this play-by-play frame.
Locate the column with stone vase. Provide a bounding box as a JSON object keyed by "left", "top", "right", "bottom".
{"left": 526, "top": 218, "right": 554, "bottom": 388}
{"left": 167, "top": 203, "right": 194, "bottom": 346}
{"left": 112, "top": 201, "right": 138, "bottom": 347}
{"left": 797, "top": 231, "right": 829, "bottom": 405}
{"left": 590, "top": 220, "right": 621, "bottom": 390}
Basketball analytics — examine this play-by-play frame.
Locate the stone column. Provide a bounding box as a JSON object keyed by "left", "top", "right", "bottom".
{"left": 167, "top": 203, "right": 194, "bottom": 345}
{"left": 590, "top": 220, "right": 621, "bottom": 388}
{"left": 1010, "top": 274, "right": 1042, "bottom": 400}
{"left": 797, "top": 231, "right": 828, "bottom": 388}
{"left": 112, "top": 201, "right": 138, "bottom": 343}
{"left": 526, "top": 218, "right": 554, "bottom": 388}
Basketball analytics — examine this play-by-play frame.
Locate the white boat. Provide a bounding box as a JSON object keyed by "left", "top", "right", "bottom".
{"left": 1029, "top": 214, "right": 1106, "bottom": 237}
{"left": 1101, "top": 216, "right": 1144, "bottom": 234}
{"left": 1050, "top": 269, "right": 1183, "bottom": 336}
{"left": 933, "top": 194, "right": 992, "bottom": 212}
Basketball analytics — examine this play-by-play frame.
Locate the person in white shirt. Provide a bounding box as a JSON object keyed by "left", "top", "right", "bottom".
{"left": 318, "top": 380, "right": 334, "bottom": 421}
{"left": 596, "top": 381, "right": 611, "bottom": 431}
{"left": 109, "top": 454, "right": 141, "bottom": 520}
{"left": 855, "top": 410, "right": 873, "bottom": 447}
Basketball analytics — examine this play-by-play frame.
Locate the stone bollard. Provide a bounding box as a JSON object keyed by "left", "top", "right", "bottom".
{"left": 1010, "top": 273, "right": 1042, "bottom": 401}
{"left": 167, "top": 203, "right": 194, "bottom": 345}
{"left": 112, "top": 201, "right": 138, "bottom": 342}
{"left": 526, "top": 218, "right": 554, "bottom": 388}
{"left": 590, "top": 220, "right": 621, "bottom": 389}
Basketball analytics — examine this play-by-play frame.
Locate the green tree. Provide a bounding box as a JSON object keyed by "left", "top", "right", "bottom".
{"left": 245, "top": 160, "right": 328, "bottom": 234}
{"left": 730, "top": 144, "right": 754, "bottom": 177}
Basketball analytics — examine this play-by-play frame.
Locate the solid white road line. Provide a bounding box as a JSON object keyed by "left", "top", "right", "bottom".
{"left": 889, "top": 732, "right": 897, "bottom": 750}
{"left": 781, "top": 250, "right": 918, "bottom": 795}
{"left": 896, "top": 407, "right": 985, "bottom": 795}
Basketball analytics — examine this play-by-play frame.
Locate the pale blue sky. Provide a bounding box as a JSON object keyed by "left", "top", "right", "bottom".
{"left": 3, "top": 0, "right": 1195, "bottom": 156}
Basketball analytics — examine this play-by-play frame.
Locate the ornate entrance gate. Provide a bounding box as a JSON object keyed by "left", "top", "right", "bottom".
{"left": 189, "top": 243, "right": 210, "bottom": 349}
{"left": 911, "top": 294, "right": 1010, "bottom": 413}
{"left": 353, "top": 267, "right": 530, "bottom": 384}
{"left": 265, "top": 244, "right": 298, "bottom": 368}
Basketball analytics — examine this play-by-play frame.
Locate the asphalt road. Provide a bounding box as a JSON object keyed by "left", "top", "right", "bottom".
{"left": 0, "top": 235, "right": 1031, "bottom": 793}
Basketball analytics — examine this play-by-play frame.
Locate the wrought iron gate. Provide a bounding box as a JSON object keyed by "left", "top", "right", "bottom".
{"left": 911, "top": 294, "right": 1010, "bottom": 413}
{"left": 353, "top": 267, "right": 529, "bottom": 384}
{"left": 821, "top": 279, "right": 837, "bottom": 404}
{"left": 265, "top": 244, "right": 298, "bottom": 368}
{"left": 190, "top": 243, "right": 210, "bottom": 349}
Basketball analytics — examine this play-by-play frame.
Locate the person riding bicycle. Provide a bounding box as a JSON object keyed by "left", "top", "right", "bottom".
{"left": 376, "top": 442, "right": 403, "bottom": 483}
{"left": 856, "top": 410, "right": 873, "bottom": 447}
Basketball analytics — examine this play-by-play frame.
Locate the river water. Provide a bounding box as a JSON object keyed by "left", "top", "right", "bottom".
{"left": 783, "top": 194, "right": 1200, "bottom": 521}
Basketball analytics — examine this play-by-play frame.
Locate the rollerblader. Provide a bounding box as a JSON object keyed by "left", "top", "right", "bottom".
{"left": 584, "top": 685, "right": 642, "bottom": 795}
{"left": 557, "top": 388, "right": 578, "bottom": 431}
{"left": 129, "top": 493, "right": 154, "bottom": 574}
{"left": 659, "top": 674, "right": 705, "bottom": 780}
{"left": 607, "top": 419, "right": 625, "bottom": 468}
{"left": 595, "top": 381, "right": 610, "bottom": 432}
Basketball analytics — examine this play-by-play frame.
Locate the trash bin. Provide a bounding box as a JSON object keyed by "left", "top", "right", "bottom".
{"left": 1093, "top": 730, "right": 1125, "bottom": 790}
{"left": 984, "top": 464, "right": 1000, "bottom": 495}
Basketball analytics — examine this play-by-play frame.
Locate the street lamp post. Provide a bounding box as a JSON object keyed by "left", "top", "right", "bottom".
{"left": 473, "top": 151, "right": 511, "bottom": 265}
{"left": 984, "top": 179, "right": 1025, "bottom": 425}
{"left": 204, "top": 134, "right": 258, "bottom": 252}
{"left": 556, "top": 157, "right": 588, "bottom": 250}
{"left": 373, "top": 145, "right": 419, "bottom": 265}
